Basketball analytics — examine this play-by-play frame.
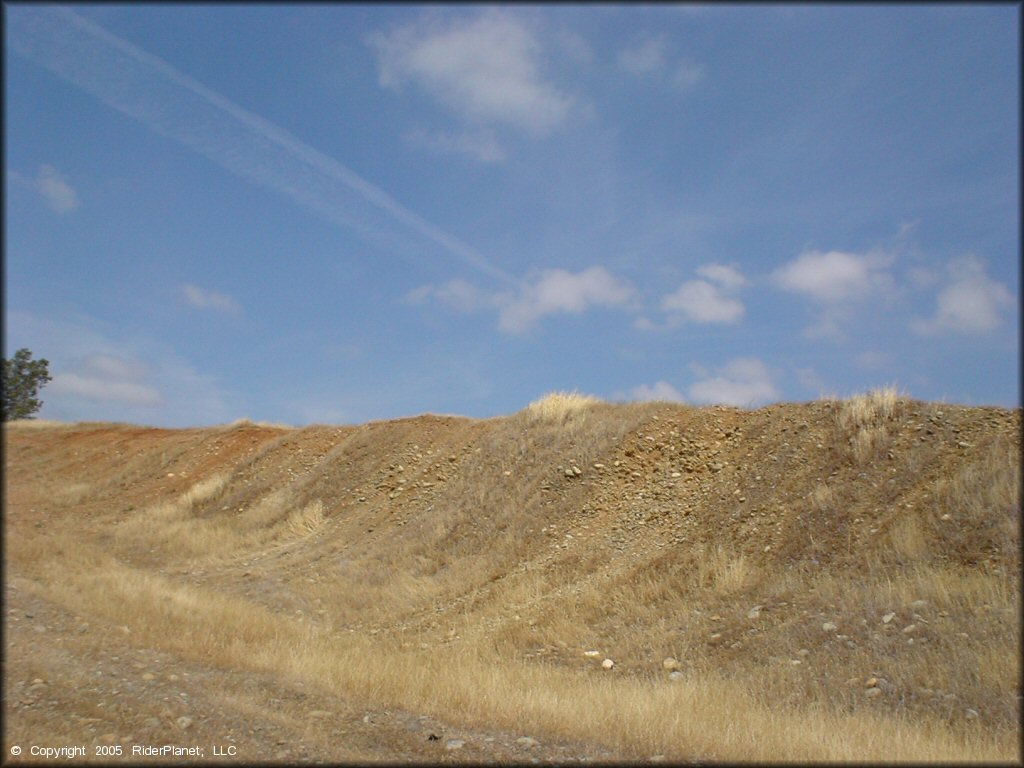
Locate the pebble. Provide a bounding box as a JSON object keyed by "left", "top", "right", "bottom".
{"left": 445, "top": 739, "right": 465, "bottom": 750}
{"left": 747, "top": 605, "right": 763, "bottom": 620}
{"left": 662, "top": 657, "right": 681, "bottom": 672}
{"left": 601, "top": 659, "right": 615, "bottom": 670}
{"left": 822, "top": 622, "right": 837, "bottom": 632}
{"left": 175, "top": 716, "right": 193, "bottom": 730}
{"left": 881, "top": 612, "right": 895, "bottom": 624}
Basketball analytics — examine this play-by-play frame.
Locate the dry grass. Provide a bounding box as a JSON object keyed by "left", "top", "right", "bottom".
{"left": 224, "top": 417, "right": 295, "bottom": 429}
{"left": 3, "top": 418, "right": 77, "bottom": 429}
{"left": 832, "top": 386, "right": 905, "bottom": 465}
{"left": 6, "top": 398, "right": 1019, "bottom": 762}
{"left": 19, "top": 543, "right": 1015, "bottom": 763}
{"left": 522, "top": 390, "right": 603, "bottom": 422}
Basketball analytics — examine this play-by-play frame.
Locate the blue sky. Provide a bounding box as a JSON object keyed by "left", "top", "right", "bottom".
{"left": 5, "top": 4, "right": 1019, "bottom": 427}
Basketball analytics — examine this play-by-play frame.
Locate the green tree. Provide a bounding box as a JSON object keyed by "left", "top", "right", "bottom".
{"left": 3, "top": 348, "right": 52, "bottom": 421}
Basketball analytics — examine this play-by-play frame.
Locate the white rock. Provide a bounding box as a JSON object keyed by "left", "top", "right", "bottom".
{"left": 668, "top": 671, "right": 684, "bottom": 681}
{"left": 583, "top": 650, "right": 601, "bottom": 657}
{"left": 601, "top": 658, "right": 615, "bottom": 670}
{"left": 882, "top": 612, "right": 896, "bottom": 624}
{"left": 747, "top": 605, "right": 763, "bottom": 620}
{"left": 822, "top": 622, "right": 837, "bottom": 632}
{"left": 175, "top": 716, "right": 193, "bottom": 730}
{"left": 517, "top": 736, "right": 540, "bottom": 748}
{"left": 445, "top": 739, "right": 465, "bottom": 750}
{"left": 662, "top": 657, "right": 681, "bottom": 672}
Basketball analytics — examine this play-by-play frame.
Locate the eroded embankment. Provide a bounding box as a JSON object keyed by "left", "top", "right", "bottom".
{"left": 4, "top": 396, "right": 1020, "bottom": 762}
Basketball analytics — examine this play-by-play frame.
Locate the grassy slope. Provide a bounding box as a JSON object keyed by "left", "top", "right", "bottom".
{"left": 4, "top": 391, "right": 1020, "bottom": 761}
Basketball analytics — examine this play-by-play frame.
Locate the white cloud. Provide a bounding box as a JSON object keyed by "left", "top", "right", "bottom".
{"left": 688, "top": 357, "right": 780, "bottom": 407}
{"left": 772, "top": 249, "right": 892, "bottom": 303}
{"left": 369, "top": 10, "right": 573, "bottom": 136}
{"left": 655, "top": 262, "right": 747, "bottom": 326}
{"left": 912, "top": 256, "right": 1014, "bottom": 335}
{"left": 696, "top": 262, "right": 746, "bottom": 290}
{"left": 404, "top": 127, "right": 506, "bottom": 163}
{"left": 411, "top": 266, "right": 636, "bottom": 334}
{"left": 629, "top": 380, "right": 687, "bottom": 403}
{"left": 181, "top": 284, "right": 241, "bottom": 313}
{"left": 9, "top": 164, "right": 80, "bottom": 213}
{"left": 49, "top": 353, "right": 163, "bottom": 406}
{"left": 662, "top": 280, "right": 744, "bottom": 324}
{"left": 618, "top": 36, "right": 667, "bottom": 75}
{"left": 499, "top": 267, "right": 636, "bottom": 333}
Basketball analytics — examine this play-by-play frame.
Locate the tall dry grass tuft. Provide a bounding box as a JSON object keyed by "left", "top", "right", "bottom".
{"left": 3, "top": 418, "right": 76, "bottom": 429}
{"left": 523, "top": 390, "right": 603, "bottom": 422}
{"left": 834, "top": 386, "right": 903, "bottom": 464}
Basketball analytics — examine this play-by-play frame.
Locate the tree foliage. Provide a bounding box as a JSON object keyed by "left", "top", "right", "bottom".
{"left": 3, "top": 348, "right": 52, "bottom": 421}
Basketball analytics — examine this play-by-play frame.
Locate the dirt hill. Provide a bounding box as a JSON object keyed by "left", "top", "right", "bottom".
{"left": 3, "top": 392, "right": 1020, "bottom": 763}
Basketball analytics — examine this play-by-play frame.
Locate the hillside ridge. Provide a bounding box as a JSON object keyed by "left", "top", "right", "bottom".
{"left": 4, "top": 394, "right": 1020, "bottom": 762}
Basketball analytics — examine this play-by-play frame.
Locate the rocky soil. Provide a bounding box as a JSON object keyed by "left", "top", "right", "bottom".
{"left": 3, "top": 397, "right": 1019, "bottom": 762}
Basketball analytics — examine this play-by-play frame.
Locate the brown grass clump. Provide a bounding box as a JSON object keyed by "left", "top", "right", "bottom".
{"left": 522, "top": 390, "right": 603, "bottom": 422}
{"left": 833, "top": 386, "right": 904, "bottom": 464}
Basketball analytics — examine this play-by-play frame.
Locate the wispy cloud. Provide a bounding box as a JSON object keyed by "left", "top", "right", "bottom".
{"left": 912, "top": 256, "right": 1014, "bottom": 335}
{"left": 9, "top": 164, "right": 80, "bottom": 213}
{"left": 618, "top": 35, "right": 667, "bottom": 75}
{"left": 628, "top": 380, "right": 687, "bottom": 403}
{"left": 369, "top": 9, "right": 574, "bottom": 138}
{"left": 8, "top": 6, "right": 518, "bottom": 287}
{"left": 499, "top": 267, "right": 636, "bottom": 333}
{"left": 409, "top": 266, "right": 636, "bottom": 334}
{"left": 671, "top": 60, "right": 704, "bottom": 92}
{"left": 49, "top": 353, "right": 163, "bottom": 406}
{"left": 7, "top": 309, "right": 232, "bottom": 425}
{"left": 618, "top": 33, "right": 703, "bottom": 92}
{"left": 180, "top": 284, "right": 241, "bottom": 314}
{"left": 404, "top": 127, "right": 506, "bottom": 164}
{"left": 688, "top": 357, "right": 780, "bottom": 407}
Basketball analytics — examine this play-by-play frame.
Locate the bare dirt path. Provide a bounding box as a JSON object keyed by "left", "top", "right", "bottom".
{"left": 4, "top": 578, "right": 621, "bottom": 764}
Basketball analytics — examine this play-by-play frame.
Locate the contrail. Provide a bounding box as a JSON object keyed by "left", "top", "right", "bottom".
{"left": 7, "top": 6, "right": 520, "bottom": 287}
